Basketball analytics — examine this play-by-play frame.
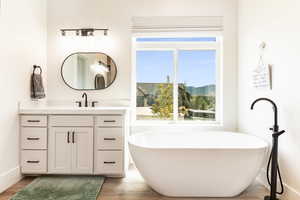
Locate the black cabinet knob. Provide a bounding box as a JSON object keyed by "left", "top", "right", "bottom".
{"left": 75, "top": 101, "right": 82, "bottom": 107}
{"left": 92, "top": 101, "right": 99, "bottom": 107}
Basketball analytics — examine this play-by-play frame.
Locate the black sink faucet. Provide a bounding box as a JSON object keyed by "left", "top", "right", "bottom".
{"left": 82, "top": 92, "right": 88, "bottom": 107}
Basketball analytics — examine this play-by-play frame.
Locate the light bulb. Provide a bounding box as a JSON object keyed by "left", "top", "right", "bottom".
{"left": 104, "top": 30, "right": 108, "bottom": 36}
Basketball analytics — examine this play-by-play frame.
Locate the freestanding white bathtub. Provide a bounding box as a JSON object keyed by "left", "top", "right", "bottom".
{"left": 129, "top": 131, "right": 268, "bottom": 197}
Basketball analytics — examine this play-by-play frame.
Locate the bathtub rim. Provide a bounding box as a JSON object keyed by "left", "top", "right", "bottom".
{"left": 128, "top": 131, "right": 269, "bottom": 151}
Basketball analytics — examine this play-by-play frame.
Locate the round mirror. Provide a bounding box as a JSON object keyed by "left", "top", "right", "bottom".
{"left": 61, "top": 52, "right": 117, "bottom": 90}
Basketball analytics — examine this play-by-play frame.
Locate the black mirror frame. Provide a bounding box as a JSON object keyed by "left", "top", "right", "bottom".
{"left": 61, "top": 52, "right": 117, "bottom": 91}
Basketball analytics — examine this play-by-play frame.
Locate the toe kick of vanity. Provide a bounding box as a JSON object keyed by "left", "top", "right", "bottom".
{"left": 20, "top": 112, "right": 129, "bottom": 177}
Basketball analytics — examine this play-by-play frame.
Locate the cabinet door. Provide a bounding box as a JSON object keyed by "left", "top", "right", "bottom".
{"left": 71, "top": 127, "right": 93, "bottom": 174}
{"left": 48, "top": 127, "right": 72, "bottom": 174}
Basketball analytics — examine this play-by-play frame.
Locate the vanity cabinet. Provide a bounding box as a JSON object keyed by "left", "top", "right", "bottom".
{"left": 20, "top": 109, "right": 129, "bottom": 177}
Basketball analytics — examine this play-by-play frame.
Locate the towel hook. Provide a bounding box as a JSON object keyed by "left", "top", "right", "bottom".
{"left": 258, "top": 42, "right": 266, "bottom": 67}
{"left": 33, "top": 65, "right": 42, "bottom": 74}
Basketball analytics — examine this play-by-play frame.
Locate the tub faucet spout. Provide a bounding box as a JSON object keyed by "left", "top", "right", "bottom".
{"left": 250, "top": 98, "right": 278, "bottom": 132}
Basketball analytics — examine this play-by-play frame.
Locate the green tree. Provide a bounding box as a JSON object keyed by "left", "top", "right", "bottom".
{"left": 178, "top": 84, "right": 192, "bottom": 119}
{"left": 151, "top": 84, "right": 173, "bottom": 119}
{"left": 192, "top": 96, "right": 215, "bottom": 111}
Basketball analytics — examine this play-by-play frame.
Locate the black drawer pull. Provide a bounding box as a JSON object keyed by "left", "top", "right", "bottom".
{"left": 27, "top": 160, "right": 40, "bottom": 164}
{"left": 27, "top": 120, "right": 40, "bottom": 123}
{"left": 104, "top": 138, "right": 116, "bottom": 141}
{"left": 104, "top": 161, "right": 116, "bottom": 164}
{"left": 27, "top": 137, "right": 40, "bottom": 140}
{"left": 67, "top": 132, "right": 70, "bottom": 143}
{"left": 72, "top": 131, "right": 75, "bottom": 143}
{"left": 104, "top": 120, "right": 116, "bottom": 123}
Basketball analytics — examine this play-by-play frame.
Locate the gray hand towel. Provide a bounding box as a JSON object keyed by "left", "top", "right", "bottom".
{"left": 94, "top": 74, "right": 106, "bottom": 89}
{"left": 31, "top": 67, "right": 45, "bottom": 99}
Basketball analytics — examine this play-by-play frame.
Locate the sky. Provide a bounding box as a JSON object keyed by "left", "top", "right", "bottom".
{"left": 136, "top": 37, "right": 216, "bottom": 42}
{"left": 136, "top": 38, "right": 216, "bottom": 87}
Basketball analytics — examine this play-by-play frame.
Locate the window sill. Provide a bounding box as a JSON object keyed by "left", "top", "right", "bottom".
{"left": 132, "top": 120, "right": 223, "bottom": 127}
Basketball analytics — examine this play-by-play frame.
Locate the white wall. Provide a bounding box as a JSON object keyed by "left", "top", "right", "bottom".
{"left": 47, "top": 0, "right": 238, "bottom": 131}
{"left": 0, "top": 0, "right": 47, "bottom": 192}
{"left": 238, "top": 0, "right": 300, "bottom": 199}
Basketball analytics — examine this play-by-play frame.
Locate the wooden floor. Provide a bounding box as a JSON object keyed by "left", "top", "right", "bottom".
{"left": 0, "top": 165, "right": 268, "bottom": 200}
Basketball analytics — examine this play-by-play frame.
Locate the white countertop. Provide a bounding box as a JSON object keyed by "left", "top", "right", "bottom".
{"left": 19, "top": 100, "right": 131, "bottom": 115}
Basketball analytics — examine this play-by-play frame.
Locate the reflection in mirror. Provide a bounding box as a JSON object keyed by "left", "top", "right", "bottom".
{"left": 61, "top": 52, "right": 117, "bottom": 90}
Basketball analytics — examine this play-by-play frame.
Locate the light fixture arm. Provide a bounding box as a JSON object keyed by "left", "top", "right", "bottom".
{"left": 60, "top": 28, "right": 109, "bottom": 36}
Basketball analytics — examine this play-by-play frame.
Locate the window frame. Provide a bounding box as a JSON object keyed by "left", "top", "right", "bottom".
{"left": 131, "top": 33, "right": 223, "bottom": 126}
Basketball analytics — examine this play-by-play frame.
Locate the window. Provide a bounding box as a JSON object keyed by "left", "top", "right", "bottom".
{"left": 133, "top": 37, "right": 221, "bottom": 123}
{"left": 136, "top": 50, "right": 174, "bottom": 120}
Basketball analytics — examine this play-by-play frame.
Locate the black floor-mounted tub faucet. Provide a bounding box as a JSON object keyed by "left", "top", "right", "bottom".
{"left": 251, "top": 98, "right": 285, "bottom": 200}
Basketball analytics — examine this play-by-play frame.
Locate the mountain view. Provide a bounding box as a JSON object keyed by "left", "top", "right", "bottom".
{"left": 186, "top": 84, "right": 215, "bottom": 96}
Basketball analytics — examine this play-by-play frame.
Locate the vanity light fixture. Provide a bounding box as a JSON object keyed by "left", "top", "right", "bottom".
{"left": 90, "top": 60, "right": 111, "bottom": 74}
{"left": 60, "top": 28, "right": 109, "bottom": 37}
{"left": 99, "top": 60, "right": 111, "bottom": 72}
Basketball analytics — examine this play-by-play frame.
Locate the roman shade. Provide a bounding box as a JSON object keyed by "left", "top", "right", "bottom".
{"left": 132, "top": 16, "right": 223, "bottom": 33}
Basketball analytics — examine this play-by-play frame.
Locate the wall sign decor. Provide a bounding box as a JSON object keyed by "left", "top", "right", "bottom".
{"left": 252, "top": 42, "right": 272, "bottom": 90}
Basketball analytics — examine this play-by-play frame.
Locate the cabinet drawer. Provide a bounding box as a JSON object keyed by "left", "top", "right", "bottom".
{"left": 21, "top": 150, "right": 47, "bottom": 174}
{"left": 50, "top": 116, "right": 93, "bottom": 127}
{"left": 21, "top": 128, "right": 47, "bottom": 150}
{"left": 21, "top": 115, "right": 47, "bottom": 127}
{"left": 95, "top": 151, "right": 123, "bottom": 174}
{"left": 95, "top": 116, "right": 123, "bottom": 127}
{"left": 96, "top": 128, "right": 123, "bottom": 150}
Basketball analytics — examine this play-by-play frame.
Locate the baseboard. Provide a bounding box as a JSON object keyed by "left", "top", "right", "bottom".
{"left": 257, "top": 169, "right": 300, "bottom": 200}
{"left": 282, "top": 183, "right": 300, "bottom": 200}
{"left": 0, "top": 167, "right": 22, "bottom": 193}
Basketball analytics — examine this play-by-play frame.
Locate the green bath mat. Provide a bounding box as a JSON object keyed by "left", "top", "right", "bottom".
{"left": 10, "top": 176, "right": 105, "bottom": 200}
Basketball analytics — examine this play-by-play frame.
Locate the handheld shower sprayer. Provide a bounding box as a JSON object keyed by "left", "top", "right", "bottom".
{"left": 251, "top": 98, "right": 285, "bottom": 200}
